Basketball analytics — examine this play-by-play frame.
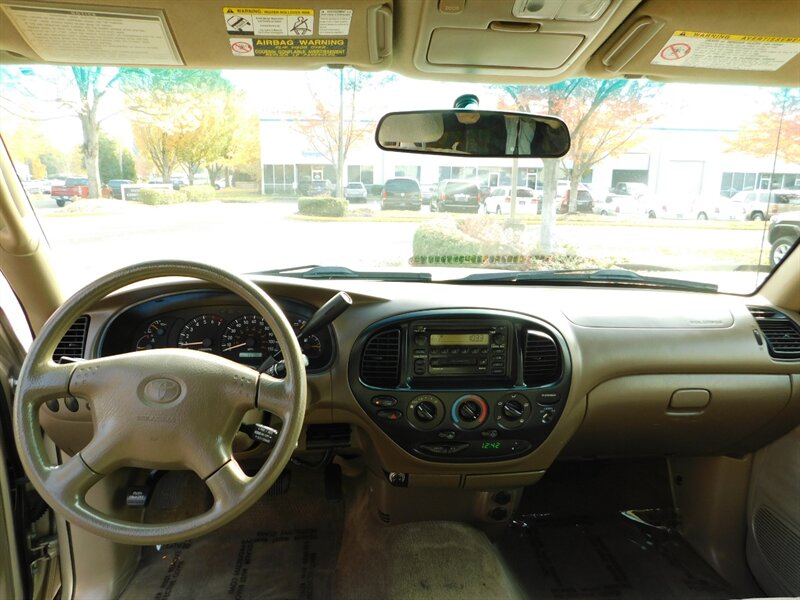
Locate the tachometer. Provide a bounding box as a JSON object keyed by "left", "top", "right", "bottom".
{"left": 178, "top": 315, "right": 224, "bottom": 353}
{"left": 221, "top": 314, "right": 277, "bottom": 364}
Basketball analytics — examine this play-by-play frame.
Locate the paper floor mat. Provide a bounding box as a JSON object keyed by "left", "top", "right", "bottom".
{"left": 497, "top": 512, "right": 738, "bottom": 600}
{"left": 121, "top": 470, "right": 341, "bottom": 600}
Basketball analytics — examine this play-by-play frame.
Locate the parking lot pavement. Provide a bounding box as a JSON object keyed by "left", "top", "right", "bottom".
{"left": 34, "top": 201, "right": 771, "bottom": 294}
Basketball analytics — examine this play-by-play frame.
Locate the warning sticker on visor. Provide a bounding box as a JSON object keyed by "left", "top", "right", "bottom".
{"left": 651, "top": 31, "right": 800, "bottom": 71}
{"left": 229, "top": 37, "right": 348, "bottom": 58}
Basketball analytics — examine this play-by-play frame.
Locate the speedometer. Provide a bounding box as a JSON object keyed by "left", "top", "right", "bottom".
{"left": 221, "top": 314, "right": 277, "bottom": 365}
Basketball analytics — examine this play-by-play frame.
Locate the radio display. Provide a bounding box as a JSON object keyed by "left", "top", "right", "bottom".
{"left": 430, "top": 333, "right": 489, "bottom": 346}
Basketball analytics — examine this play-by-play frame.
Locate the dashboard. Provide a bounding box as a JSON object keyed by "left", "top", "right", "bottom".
{"left": 39, "top": 277, "right": 800, "bottom": 482}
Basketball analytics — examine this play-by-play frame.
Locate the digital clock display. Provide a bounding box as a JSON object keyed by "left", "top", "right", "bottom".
{"left": 481, "top": 441, "right": 502, "bottom": 450}
{"left": 430, "top": 333, "right": 489, "bottom": 346}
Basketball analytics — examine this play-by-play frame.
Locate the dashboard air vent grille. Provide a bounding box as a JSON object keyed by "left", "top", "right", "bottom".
{"left": 523, "top": 330, "right": 561, "bottom": 386}
{"left": 749, "top": 307, "right": 800, "bottom": 359}
{"left": 53, "top": 315, "right": 89, "bottom": 362}
{"left": 361, "top": 328, "right": 401, "bottom": 387}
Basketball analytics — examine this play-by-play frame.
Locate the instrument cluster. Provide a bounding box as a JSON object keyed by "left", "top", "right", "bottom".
{"left": 99, "top": 291, "right": 334, "bottom": 371}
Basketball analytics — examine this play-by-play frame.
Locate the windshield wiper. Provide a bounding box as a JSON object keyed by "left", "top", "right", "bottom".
{"left": 447, "top": 268, "right": 718, "bottom": 293}
{"left": 254, "top": 265, "right": 432, "bottom": 282}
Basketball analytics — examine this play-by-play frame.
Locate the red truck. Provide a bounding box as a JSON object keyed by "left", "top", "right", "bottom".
{"left": 51, "top": 177, "right": 89, "bottom": 207}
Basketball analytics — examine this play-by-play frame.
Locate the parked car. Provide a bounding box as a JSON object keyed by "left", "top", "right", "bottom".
{"left": 608, "top": 181, "right": 649, "bottom": 199}
{"left": 433, "top": 179, "right": 481, "bottom": 213}
{"left": 22, "top": 179, "right": 50, "bottom": 195}
{"left": 484, "top": 186, "right": 537, "bottom": 215}
{"left": 556, "top": 181, "right": 594, "bottom": 213}
{"left": 381, "top": 177, "right": 422, "bottom": 210}
{"left": 106, "top": 179, "right": 133, "bottom": 200}
{"left": 344, "top": 182, "right": 368, "bottom": 202}
{"left": 51, "top": 176, "right": 89, "bottom": 207}
{"left": 305, "top": 179, "right": 334, "bottom": 196}
{"left": 646, "top": 195, "right": 740, "bottom": 220}
{"left": 420, "top": 183, "right": 437, "bottom": 205}
{"left": 731, "top": 188, "right": 800, "bottom": 221}
{"left": 768, "top": 211, "right": 800, "bottom": 265}
{"left": 594, "top": 194, "right": 648, "bottom": 216}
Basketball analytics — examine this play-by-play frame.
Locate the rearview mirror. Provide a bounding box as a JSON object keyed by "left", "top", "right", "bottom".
{"left": 375, "top": 110, "right": 570, "bottom": 158}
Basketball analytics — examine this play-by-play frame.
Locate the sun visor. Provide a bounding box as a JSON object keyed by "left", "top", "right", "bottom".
{"left": 587, "top": 0, "right": 800, "bottom": 86}
{"left": 0, "top": 0, "right": 393, "bottom": 69}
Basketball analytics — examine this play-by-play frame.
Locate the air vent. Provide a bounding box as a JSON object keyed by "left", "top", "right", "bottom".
{"left": 361, "top": 328, "right": 401, "bottom": 388}
{"left": 749, "top": 307, "right": 800, "bottom": 359}
{"left": 522, "top": 330, "right": 561, "bottom": 386}
{"left": 53, "top": 316, "right": 89, "bottom": 362}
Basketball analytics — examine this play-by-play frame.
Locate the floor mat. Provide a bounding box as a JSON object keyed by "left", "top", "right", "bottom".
{"left": 497, "top": 511, "right": 738, "bottom": 600}
{"left": 120, "top": 468, "right": 343, "bottom": 600}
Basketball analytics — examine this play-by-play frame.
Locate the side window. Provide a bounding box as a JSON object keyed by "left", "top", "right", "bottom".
{"left": 0, "top": 273, "right": 32, "bottom": 351}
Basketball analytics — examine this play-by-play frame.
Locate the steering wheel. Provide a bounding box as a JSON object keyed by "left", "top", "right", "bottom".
{"left": 13, "top": 261, "right": 306, "bottom": 545}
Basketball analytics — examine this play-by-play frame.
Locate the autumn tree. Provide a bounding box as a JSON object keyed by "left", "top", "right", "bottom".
{"left": 207, "top": 109, "right": 261, "bottom": 188}
{"left": 500, "top": 79, "right": 660, "bottom": 251}
{"left": 291, "top": 68, "right": 386, "bottom": 196}
{"left": 2, "top": 123, "right": 67, "bottom": 178}
{"left": 121, "top": 69, "right": 237, "bottom": 184}
{"left": 725, "top": 88, "right": 799, "bottom": 164}
{"left": 0, "top": 66, "right": 120, "bottom": 197}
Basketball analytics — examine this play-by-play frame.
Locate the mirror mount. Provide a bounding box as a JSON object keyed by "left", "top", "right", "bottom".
{"left": 453, "top": 94, "right": 480, "bottom": 109}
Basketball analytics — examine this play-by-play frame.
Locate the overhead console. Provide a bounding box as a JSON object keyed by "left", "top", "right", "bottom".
{"left": 348, "top": 310, "right": 571, "bottom": 463}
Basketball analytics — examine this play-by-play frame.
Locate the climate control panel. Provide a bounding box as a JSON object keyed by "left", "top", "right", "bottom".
{"left": 349, "top": 310, "right": 572, "bottom": 463}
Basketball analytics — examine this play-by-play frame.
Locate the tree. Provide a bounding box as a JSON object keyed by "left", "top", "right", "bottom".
{"left": 0, "top": 66, "right": 119, "bottom": 196}
{"left": 98, "top": 134, "right": 136, "bottom": 182}
{"left": 725, "top": 88, "right": 799, "bottom": 164}
{"left": 2, "top": 123, "right": 67, "bottom": 177}
{"left": 291, "top": 68, "right": 385, "bottom": 196}
{"left": 500, "top": 79, "right": 660, "bottom": 251}
{"left": 121, "top": 69, "right": 236, "bottom": 184}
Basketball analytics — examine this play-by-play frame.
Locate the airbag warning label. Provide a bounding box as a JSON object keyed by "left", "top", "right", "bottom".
{"left": 651, "top": 31, "right": 800, "bottom": 71}
{"left": 229, "top": 37, "right": 347, "bottom": 58}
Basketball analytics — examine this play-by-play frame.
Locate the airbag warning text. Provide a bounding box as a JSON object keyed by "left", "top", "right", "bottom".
{"left": 230, "top": 37, "right": 347, "bottom": 58}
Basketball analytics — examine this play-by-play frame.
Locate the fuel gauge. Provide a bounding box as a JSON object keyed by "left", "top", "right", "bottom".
{"left": 135, "top": 319, "right": 169, "bottom": 351}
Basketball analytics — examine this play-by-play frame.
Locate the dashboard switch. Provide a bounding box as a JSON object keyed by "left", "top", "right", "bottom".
{"left": 64, "top": 396, "right": 79, "bottom": 412}
{"left": 377, "top": 409, "right": 403, "bottom": 421}
{"left": 371, "top": 395, "right": 397, "bottom": 408}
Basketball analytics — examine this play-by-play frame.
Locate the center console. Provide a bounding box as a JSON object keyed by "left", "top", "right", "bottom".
{"left": 348, "top": 309, "right": 571, "bottom": 463}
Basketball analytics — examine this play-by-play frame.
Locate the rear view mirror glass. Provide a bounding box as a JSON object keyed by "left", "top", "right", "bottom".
{"left": 375, "top": 110, "right": 570, "bottom": 158}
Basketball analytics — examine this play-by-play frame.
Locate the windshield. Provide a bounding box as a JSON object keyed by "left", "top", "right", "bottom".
{"left": 1, "top": 66, "right": 797, "bottom": 294}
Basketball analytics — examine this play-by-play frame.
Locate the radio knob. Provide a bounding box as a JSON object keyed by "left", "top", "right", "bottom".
{"left": 492, "top": 333, "right": 505, "bottom": 345}
{"left": 458, "top": 400, "right": 481, "bottom": 422}
{"left": 503, "top": 400, "right": 524, "bottom": 420}
{"left": 414, "top": 334, "right": 426, "bottom": 346}
{"left": 415, "top": 401, "right": 437, "bottom": 423}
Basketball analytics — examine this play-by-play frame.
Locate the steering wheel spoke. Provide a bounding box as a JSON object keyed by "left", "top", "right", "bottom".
{"left": 256, "top": 373, "right": 295, "bottom": 420}
{"left": 22, "top": 361, "right": 76, "bottom": 406}
{"left": 43, "top": 454, "right": 102, "bottom": 504}
{"left": 205, "top": 460, "right": 251, "bottom": 512}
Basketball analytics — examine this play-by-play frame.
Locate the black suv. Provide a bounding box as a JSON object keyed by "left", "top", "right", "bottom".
{"left": 433, "top": 179, "right": 481, "bottom": 213}
{"left": 768, "top": 211, "right": 800, "bottom": 265}
{"left": 381, "top": 177, "right": 422, "bottom": 210}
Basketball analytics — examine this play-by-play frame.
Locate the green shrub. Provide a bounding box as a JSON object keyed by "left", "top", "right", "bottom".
{"left": 412, "top": 221, "right": 483, "bottom": 265}
{"left": 138, "top": 188, "right": 185, "bottom": 206}
{"left": 297, "top": 196, "right": 348, "bottom": 217}
{"left": 182, "top": 185, "right": 215, "bottom": 202}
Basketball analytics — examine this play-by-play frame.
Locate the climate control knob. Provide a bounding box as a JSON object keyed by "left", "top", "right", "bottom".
{"left": 451, "top": 394, "right": 488, "bottom": 431}
{"left": 458, "top": 400, "right": 481, "bottom": 422}
{"left": 415, "top": 401, "right": 437, "bottom": 422}
{"left": 503, "top": 400, "right": 524, "bottom": 420}
{"left": 407, "top": 394, "right": 445, "bottom": 430}
{"left": 495, "top": 393, "right": 532, "bottom": 430}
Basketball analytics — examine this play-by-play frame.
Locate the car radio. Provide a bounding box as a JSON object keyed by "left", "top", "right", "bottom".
{"left": 410, "top": 320, "right": 510, "bottom": 379}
